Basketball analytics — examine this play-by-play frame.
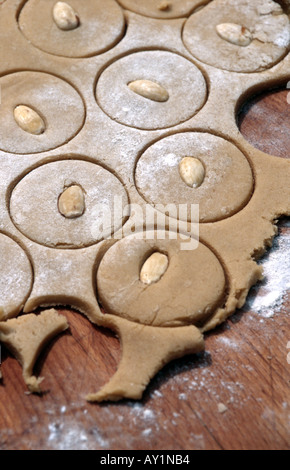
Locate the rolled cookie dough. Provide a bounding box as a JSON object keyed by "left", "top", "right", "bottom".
{"left": 9, "top": 159, "right": 129, "bottom": 248}
{"left": 96, "top": 50, "right": 207, "bottom": 130}
{"left": 115, "top": 0, "right": 210, "bottom": 19}
{"left": 135, "top": 132, "right": 254, "bottom": 223}
{"left": 18, "top": 0, "right": 125, "bottom": 58}
{"left": 0, "top": 72, "right": 85, "bottom": 154}
{"left": 0, "top": 234, "right": 33, "bottom": 321}
{"left": 97, "top": 231, "right": 226, "bottom": 327}
{"left": 183, "top": 0, "right": 290, "bottom": 72}
{"left": 0, "top": 0, "right": 289, "bottom": 403}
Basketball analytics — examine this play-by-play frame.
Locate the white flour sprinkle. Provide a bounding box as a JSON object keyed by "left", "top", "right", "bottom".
{"left": 215, "top": 336, "right": 239, "bottom": 350}
{"left": 142, "top": 428, "right": 152, "bottom": 437}
{"left": 245, "top": 220, "right": 290, "bottom": 317}
{"left": 179, "top": 393, "right": 187, "bottom": 400}
{"left": 143, "top": 409, "right": 155, "bottom": 420}
{"left": 47, "top": 421, "right": 109, "bottom": 450}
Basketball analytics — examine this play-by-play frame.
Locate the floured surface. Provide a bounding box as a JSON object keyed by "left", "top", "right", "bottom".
{"left": 135, "top": 132, "right": 254, "bottom": 222}
{"left": 0, "top": 0, "right": 289, "bottom": 406}
{"left": 244, "top": 219, "right": 290, "bottom": 317}
{"left": 19, "top": 0, "right": 125, "bottom": 58}
{"left": 0, "top": 71, "right": 85, "bottom": 154}
{"left": 96, "top": 50, "right": 207, "bottom": 129}
{"left": 183, "top": 0, "right": 290, "bottom": 72}
{"left": 10, "top": 159, "right": 129, "bottom": 248}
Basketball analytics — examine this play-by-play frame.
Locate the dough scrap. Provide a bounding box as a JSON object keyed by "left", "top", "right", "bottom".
{"left": 87, "top": 318, "right": 205, "bottom": 402}
{"left": 0, "top": 310, "right": 69, "bottom": 393}
{"left": 0, "top": 0, "right": 289, "bottom": 402}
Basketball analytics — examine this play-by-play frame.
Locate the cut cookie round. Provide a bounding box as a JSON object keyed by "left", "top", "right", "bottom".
{"left": 0, "top": 72, "right": 84, "bottom": 154}
{"left": 9, "top": 159, "right": 129, "bottom": 248}
{"left": 135, "top": 132, "right": 254, "bottom": 223}
{"left": 0, "top": 234, "right": 33, "bottom": 321}
{"left": 116, "top": 0, "right": 209, "bottom": 19}
{"left": 183, "top": 0, "right": 290, "bottom": 73}
{"left": 96, "top": 50, "right": 207, "bottom": 130}
{"left": 18, "top": 0, "right": 125, "bottom": 58}
{"left": 97, "top": 231, "right": 226, "bottom": 327}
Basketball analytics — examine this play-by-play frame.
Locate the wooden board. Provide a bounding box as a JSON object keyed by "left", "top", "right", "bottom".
{"left": 0, "top": 88, "right": 289, "bottom": 451}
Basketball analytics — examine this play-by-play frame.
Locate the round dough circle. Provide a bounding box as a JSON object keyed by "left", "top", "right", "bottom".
{"left": 0, "top": 72, "right": 85, "bottom": 155}
{"left": 116, "top": 0, "right": 209, "bottom": 19}
{"left": 0, "top": 234, "right": 33, "bottom": 320}
{"left": 18, "top": 0, "right": 125, "bottom": 58}
{"left": 183, "top": 0, "right": 290, "bottom": 73}
{"left": 96, "top": 50, "right": 207, "bottom": 130}
{"left": 97, "top": 231, "right": 226, "bottom": 327}
{"left": 135, "top": 132, "right": 254, "bottom": 223}
{"left": 9, "top": 159, "right": 129, "bottom": 249}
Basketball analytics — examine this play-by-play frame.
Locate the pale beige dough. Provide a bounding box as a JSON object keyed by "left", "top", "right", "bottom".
{"left": 0, "top": 310, "right": 68, "bottom": 392}
{"left": 135, "top": 132, "right": 254, "bottom": 223}
{"left": 96, "top": 50, "right": 207, "bottom": 130}
{"left": 97, "top": 231, "right": 226, "bottom": 327}
{"left": 0, "top": 72, "right": 84, "bottom": 154}
{"left": 86, "top": 319, "right": 205, "bottom": 402}
{"left": 0, "top": 0, "right": 289, "bottom": 403}
{"left": 18, "top": 0, "right": 125, "bottom": 58}
{"left": 9, "top": 159, "right": 129, "bottom": 249}
{"left": 116, "top": 0, "right": 210, "bottom": 19}
{"left": 183, "top": 0, "right": 290, "bottom": 72}
{"left": 0, "top": 234, "right": 33, "bottom": 321}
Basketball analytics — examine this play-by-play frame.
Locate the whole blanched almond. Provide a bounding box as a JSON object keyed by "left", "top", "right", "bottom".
{"left": 53, "top": 2, "right": 80, "bottom": 31}
{"left": 128, "top": 80, "right": 169, "bottom": 103}
{"left": 179, "top": 157, "right": 205, "bottom": 188}
{"left": 58, "top": 185, "right": 85, "bottom": 219}
{"left": 158, "top": 1, "right": 171, "bottom": 11}
{"left": 14, "top": 105, "right": 45, "bottom": 135}
{"left": 216, "top": 23, "right": 252, "bottom": 47}
{"left": 140, "top": 252, "right": 169, "bottom": 285}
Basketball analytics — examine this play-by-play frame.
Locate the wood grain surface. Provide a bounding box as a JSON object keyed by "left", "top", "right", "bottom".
{"left": 0, "top": 87, "right": 289, "bottom": 451}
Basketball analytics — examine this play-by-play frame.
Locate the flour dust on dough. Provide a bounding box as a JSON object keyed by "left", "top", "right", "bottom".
{"left": 0, "top": 0, "right": 289, "bottom": 401}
